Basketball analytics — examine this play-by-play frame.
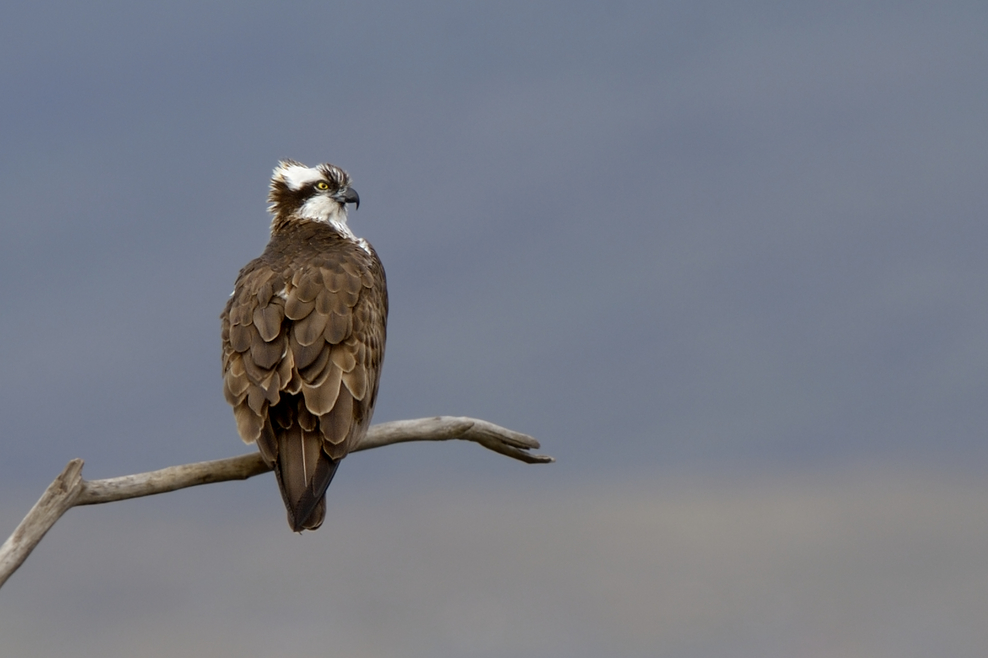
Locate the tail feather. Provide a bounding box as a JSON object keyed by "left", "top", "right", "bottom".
{"left": 270, "top": 424, "right": 339, "bottom": 532}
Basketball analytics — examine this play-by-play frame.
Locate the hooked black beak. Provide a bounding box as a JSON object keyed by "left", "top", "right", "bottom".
{"left": 342, "top": 187, "right": 360, "bottom": 210}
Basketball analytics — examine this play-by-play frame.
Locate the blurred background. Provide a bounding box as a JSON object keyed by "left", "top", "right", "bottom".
{"left": 2, "top": 1, "right": 987, "bottom": 656}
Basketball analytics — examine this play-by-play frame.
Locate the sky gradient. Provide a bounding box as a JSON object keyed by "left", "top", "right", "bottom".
{"left": 2, "top": 2, "right": 987, "bottom": 656}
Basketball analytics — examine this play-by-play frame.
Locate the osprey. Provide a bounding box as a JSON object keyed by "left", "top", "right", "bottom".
{"left": 221, "top": 160, "right": 387, "bottom": 531}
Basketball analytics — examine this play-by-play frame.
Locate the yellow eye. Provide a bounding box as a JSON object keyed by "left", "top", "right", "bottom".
{"left": 315, "top": 181, "right": 330, "bottom": 190}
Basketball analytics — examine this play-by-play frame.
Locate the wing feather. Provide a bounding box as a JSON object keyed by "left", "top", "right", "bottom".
{"left": 330, "top": 341, "right": 357, "bottom": 372}
{"left": 289, "top": 330, "right": 325, "bottom": 370}
{"left": 253, "top": 303, "right": 284, "bottom": 342}
{"left": 229, "top": 323, "right": 252, "bottom": 353}
{"left": 300, "top": 367, "right": 342, "bottom": 415}
{"left": 298, "top": 341, "right": 332, "bottom": 383}
{"left": 293, "top": 311, "right": 329, "bottom": 346}
{"left": 324, "top": 311, "right": 352, "bottom": 345}
{"left": 250, "top": 327, "right": 286, "bottom": 370}
{"left": 284, "top": 291, "right": 315, "bottom": 320}
{"left": 319, "top": 389, "right": 354, "bottom": 448}
{"left": 321, "top": 267, "right": 348, "bottom": 293}
{"left": 294, "top": 270, "right": 323, "bottom": 302}
{"left": 233, "top": 402, "right": 263, "bottom": 443}
{"left": 342, "top": 365, "right": 368, "bottom": 401}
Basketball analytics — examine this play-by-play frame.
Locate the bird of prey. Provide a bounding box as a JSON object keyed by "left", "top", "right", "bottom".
{"left": 221, "top": 160, "right": 387, "bottom": 531}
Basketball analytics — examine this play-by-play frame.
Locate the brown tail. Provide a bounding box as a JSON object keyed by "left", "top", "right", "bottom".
{"left": 259, "top": 420, "right": 339, "bottom": 532}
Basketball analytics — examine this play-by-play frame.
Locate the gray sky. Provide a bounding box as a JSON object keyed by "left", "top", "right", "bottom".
{"left": 2, "top": 1, "right": 987, "bottom": 656}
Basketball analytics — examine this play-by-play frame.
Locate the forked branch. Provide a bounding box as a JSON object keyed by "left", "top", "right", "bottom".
{"left": 0, "top": 416, "right": 551, "bottom": 589}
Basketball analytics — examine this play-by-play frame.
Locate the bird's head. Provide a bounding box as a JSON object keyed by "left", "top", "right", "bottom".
{"left": 268, "top": 160, "right": 360, "bottom": 233}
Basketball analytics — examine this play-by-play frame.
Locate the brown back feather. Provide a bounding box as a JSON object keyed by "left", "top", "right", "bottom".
{"left": 220, "top": 219, "right": 387, "bottom": 531}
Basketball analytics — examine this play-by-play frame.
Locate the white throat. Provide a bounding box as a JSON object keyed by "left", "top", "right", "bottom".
{"left": 298, "top": 196, "right": 356, "bottom": 239}
{"left": 296, "top": 196, "right": 371, "bottom": 254}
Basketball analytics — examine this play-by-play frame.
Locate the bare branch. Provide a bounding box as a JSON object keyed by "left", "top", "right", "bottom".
{"left": 76, "top": 453, "right": 271, "bottom": 506}
{"left": 355, "top": 417, "right": 552, "bottom": 464}
{"left": 0, "top": 459, "right": 85, "bottom": 590}
{"left": 0, "top": 416, "right": 551, "bottom": 589}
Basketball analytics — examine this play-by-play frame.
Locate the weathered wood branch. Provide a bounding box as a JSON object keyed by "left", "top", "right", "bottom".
{"left": 0, "top": 416, "right": 551, "bottom": 589}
